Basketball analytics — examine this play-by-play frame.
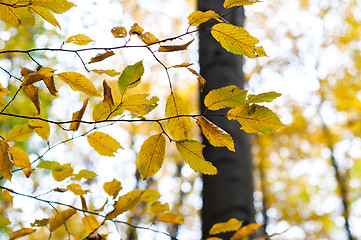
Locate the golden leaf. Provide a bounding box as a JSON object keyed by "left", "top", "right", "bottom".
{"left": 204, "top": 85, "right": 247, "bottom": 110}
{"left": 9, "top": 228, "right": 36, "bottom": 240}
{"left": 87, "top": 132, "right": 123, "bottom": 156}
{"left": 28, "top": 118, "right": 50, "bottom": 140}
{"left": 72, "top": 169, "right": 97, "bottom": 181}
{"left": 48, "top": 208, "right": 77, "bottom": 232}
{"left": 2, "top": 190, "right": 13, "bottom": 205}
{"left": 129, "top": 23, "right": 144, "bottom": 36}
{"left": 111, "top": 26, "right": 127, "bottom": 38}
{"left": 67, "top": 183, "right": 89, "bottom": 196}
{"left": 52, "top": 163, "right": 74, "bottom": 181}
{"left": 6, "top": 124, "right": 34, "bottom": 142}
{"left": 157, "top": 213, "right": 184, "bottom": 224}
{"left": 0, "top": 5, "right": 21, "bottom": 27}
{"left": 165, "top": 93, "right": 192, "bottom": 140}
{"left": 188, "top": 10, "right": 221, "bottom": 27}
{"left": 92, "top": 69, "right": 120, "bottom": 77}
{"left": 158, "top": 39, "right": 194, "bottom": 52}
{"left": 57, "top": 72, "right": 101, "bottom": 97}
{"left": 224, "top": 0, "right": 261, "bottom": 8}
{"left": 176, "top": 140, "right": 217, "bottom": 175}
{"left": 89, "top": 51, "right": 115, "bottom": 64}
{"left": 9, "top": 146, "right": 31, "bottom": 169}
{"left": 21, "top": 85, "right": 41, "bottom": 114}
{"left": 65, "top": 34, "right": 94, "bottom": 45}
{"left": 82, "top": 215, "right": 99, "bottom": 234}
{"left": 245, "top": 91, "right": 281, "bottom": 104}
{"left": 139, "top": 32, "right": 159, "bottom": 45}
{"left": 9, "top": 7, "right": 34, "bottom": 27}
{"left": 30, "top": 6, "right": 60, "bottom": 28}
{"left": 43, "top": 76, "right": 58, "bottom": 96}
{"left": 102, "top": 80, "right": 114, "bottom": 108}
{"left": 103, "top": 178, "right": 122, "bottom": 199}
{"left": 171, "top": 62, "right": 194, "bottom": 68}
{"left": 140, "top": 189, "right": 161, "bottom": 203}
{"left": 0, "top": 82, "right": 10, "bottom": 98}
{"left": 0, "top": 216, "right": 11, "bottom": 227}
{"left": 121, "top": 94, "right": 159, "bottom": 116}
{"left": 136, "top": 134, "right": 166, "bottom": 180}
{"left": 231, "top": 223, "right": 263, "bottom": 240}
{"left": 118, "top": 61, "right": 144, "bottom": 95}
{"left": 150, "top": 201, "right": 169, "bottom": 216}
{"left": 186, "top": 68, "right": 206, "bottom": 92}
{"left": 69, "top": 98, "right": 88, "bottom": 131}
{"left": 92, "top": 101, "right": 123, "bottom": 121}
{"left": 209, "top": 218, "right": 243, "bottom": 235}
{"left": 197, "top": 116, "right": 235, "bottom": 151}
{"left": 31, "top": 218, "right": 49, "bottom": 227}
{"left": 32, "top": 0, "right": 75, "bottom": 14}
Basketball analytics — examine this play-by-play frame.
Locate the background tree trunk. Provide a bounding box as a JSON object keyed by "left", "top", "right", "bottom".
{"left": 198, "top": 0, "right": 256, "bottom": 238}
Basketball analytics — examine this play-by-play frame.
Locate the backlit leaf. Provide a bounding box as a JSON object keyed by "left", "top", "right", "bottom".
{"left": 197, "top": 116, "right": 235, "bottom": 151}
{"left": 9, "top": 146, "right": 31, "bottom": 169}
{"left": 21, "top": 67, "right": 55, "bottom": 86}
{"left": 204, "top": 85, "right": 247, "bottom": 110}
{"left": 150, "top": 201, "right": 169, "bottom": 216}
{"left": 157, "top": 213, "right": 184, "bottom": 224}
{"left": 230, "top": 223, "right": 262, "bottom": 240}
{"left": 118, "top": 61, "right": 144, "bottom": 95}
{"left": 92, "top": 101, "right": 123, "bottom": 121}
{"left": 28, "top": 118, "right": 50, "bottom": 140}
{"left": 165, "top": 93, "right": 192, "bottom": 140}
{"left": 140, "top": 189, "right": 161, "bottom": 203}
{"left": 21, "top": 85, "right": 40, "bottom": 114}
{"left": 129, "top": 23, "right": 144, "bottom": 36}
{"left": 209, "top": 218, "right": 243, "bottom": 235}
{"left": 0, "top": 5, "right": 21, "bottom": 27}
{"left": 9, "top": 228, "right": 36, "bottom": 240}
{"left": 72, "top": 169, "right": 97, "bottom": 181}
{"left": 158, "top": 39, "right": 194, "bottom": 52}
{"left": 0, "top": 82, "right": 10, "bottom": 98}
{"left": 67, "top": 183, "right": 89, "bottom": 195}
{"left": 122, "top": 94, "right": 159, "bottom": 116}
{"left": 176, "top": 140, "right": 217, "bottom": 175}
{"left": 0, "top": 216, "right": 11, "bottom": 227}
{"left": 89, "top": 51, "right": 115, "bottom": 64}
{"left": 92, "top": 69, "right": 120, "bottom": 77}
{"left": 188, "top": 10, "right": 221, "bottom": 27}
{"left": 245, "top": 91, "right": 281, "bottom": 104}
{"left": 48, "top": 208, "right": 77, "bottom": 232}
{"left": 211, "top": 23, "right": 265, "bottom": 58}
{"left": 9, "top": 7, "right": 34, "bottom": 27}
{"left": 103, "top": 178, "right": 122, "bottom": 199}
{"left": 69, "top": 98, "right": 88, "bottom": 131}
{"left": 82, "top": 215, "right": 99, "bottom": 234}
{"left": 43, "top": 76, "right": 58, "bottom": 96}
{"left": 30, "top": 6, "right": 60, "bottom": 28}
{"left": 186, "top": 68, "right": 206, "bottom": 92}
{"left": 37, "top": 160, "right": 61, "bottom": 171}
{"left": 2, "top": 190, "right": 13, "bottom": 205}
{"left": 111, "top": 26, "right": 127, "bottom": 38}
{"left": 139, "top": 32, "right": 159, "bottom": 45}
{"left": 103, "top": 80, "right": 114, "bottom": 108}
{"left": 57, "top": 72, "right": 101, "bottom": 97}
{"left": 65, "top": 34, "right": 94, "bottom": 45}
{"left": 227, "top": 104, "right": 285, "bottom": 134}
{"left": 136, "top": 133, "right": 166, "bottom": 180}
{"left": 6, "top": 124, "right": 34, "bottom": 142}
{"left": 87, "top": 132, "right": 123, "bottom": 156}
{"left": 32, "top": 0, "right": 75, "bottom": 14}
{"left": 52, "top": 163, "right": 74, "bottom": 181}
{"left": 224, "top": 0, "right": 261, "bottom": 8}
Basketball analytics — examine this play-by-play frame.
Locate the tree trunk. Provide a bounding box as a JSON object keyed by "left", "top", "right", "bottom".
{"left": 198, "top": 0, "right": 255, "bottom": 238}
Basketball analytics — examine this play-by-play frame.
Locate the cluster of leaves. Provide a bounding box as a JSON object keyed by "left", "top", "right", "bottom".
{"left": 0, "top": 0, "right": 284, "bottom": 239}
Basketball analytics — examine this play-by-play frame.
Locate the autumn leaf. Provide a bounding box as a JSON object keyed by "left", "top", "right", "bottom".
{"left": 48, "top": 208, "right": 77, "bottom": 232}
{"left": 158, "top": 39, "right": 194, "bottom": 52}
{"left": 211, "top": 23, "right": 266, "bottom": 58}
{"left": 111, "top": 26, "right": 127, "bottom": 38}
{"left": 87, "top": 132, "right": 123, "bottom": 156}
{"left": 28, "top": 118, "right": 50, "bottom": 140}
{"left": 188, "top": 10, "right": 221, "bottom": 27}
{"left": 89, "top": 51, "right": 115, "bottom": 64}
{"left": 52, "top": 163, "right": 74, "bottom": 181}
{"left": 72, "top": 169, "right": 97, "bottom": 181}
{"left": 140, "top": 189, "right": 161, "bottom": 203}
{"left": 30, "top": 5, "right": 60, "bottom": 28}
{"left": 21, "top": 67, "right": 56, "bottom": 86}
{"left": 82, "top": 215, "right": 99, "bottom": 234}
{"left": 129, "top": 23, "right": 144, "bottom": 36}
{"left": 9, "top": 228, "right": 36, "bottom": 240}
{"left": 204, "top": 85, "right": 247, "bottom": 110}
{"left": 2, "top": 190, "right": 13, "bottom": 205}
{"left": 136, "top": 134, "right": 166, "bottom": 180}
{"left": 92, "top": 69, "right": 120, "bottom": 77}
{"left": 21, "top": 85, "right": 41, "bottom": 114}
{"left": 65, "top": 34, "right": 94, "bottom": 45}
{"left": 186, "top": 68, "right": 206, "bottom": 92}
{"left": 176, "top": 140, "right": 217, "bottom": 175}
{"left": 209, "top": 218, "right": 243, "bottom": 235}
{"left": 67, "top": 183, "right": 89, "bottom": 195}
{"left": 165, "top": 93, "right": 192, "bottom": 140}
{"left": 6, "top": 124, "right": 34, "bottom": 142}
{"left": 92, "top": 101, "right": 124, "bottom": 121}
{"left": 0, "top": 82, "right": 10, "bottom": 98}
{"left": 157, "top": 213, "right": 184, "bottom": 224}
{"left": 31, "top": 218, "right": 49, "bottom": 227}
{"left": 245, "top": 91, "right": 281, "bottom": 104}
{"left": 103, "top": 80, "right": 114, "bottom": 108}
{"left": 150, "top": 201, "right": 169, "bottom": 216}
{"left": 121, "top": 94, "right": 159, "bottom": 116}
{"left": 103, "top": 178, "right": 122, "bottom": 199}
{"left": 69, "top": 98, "right": 88, "bottom": 131}
{"left": 118, "top": 61, "right": 144, "bottom": 95}
{"left": 0, "top": 216, "right": 11, "bottom": 227}
{"left": 227, "top": 104, "right": 285, "bottom": 134}
{"left": 224, "top": 0, "right": 261, "bottom": 9}
{"left": 57, "top": 72, "right": 101, "bottom": 97}
{"left": 197, "top": 116, "right": 235, "bottom": 151}
{"left": 43, "top": 76, "right": 58, "bottom": 96}
{"left": 9, "top": 146, "right": 31, "bottom": 169}
{"left": 139, "top": 32, "right": 160, "bottom": 45}
{"left": 230, "top": 223, "right": 262, "bottom": 240}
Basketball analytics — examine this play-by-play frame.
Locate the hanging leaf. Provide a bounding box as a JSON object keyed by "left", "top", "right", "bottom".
{"left": 186, "top": 68, "right": 206, "bottom": 91}
{"left": 121, "top": 94, "right": 159, "bottom": 116}
{"left": 171, "top": 62, "right": 194, "bottom": 68}
{"left": 224, "top": 0, "right": 261, "bottom": 9}
{"left": 165, "top": 93, "right": 192, "bottom": 140}
{"left": 65, "top": 34, "right": 94, "bottom": 45}
{"left": 140, "top": 189, "right": 161, "bottom": 203}
{"left": 197, "top": 116, "right": 235, "bottom": 151}
{"left": 67, "top": 183, "right": 89, "bottom": 196}
{"left": 72, "top": 169, "right": 97, "bottom": 181}
{"left": 129, "top": 23, "right": 144, "bottom": 36}
{"left": 230, "top": 223, "right": 262, "bottom": 240}
{"left": 69, "top": 98, "right": 88, "bottom": 131}
{"left": 21, "top": 67, "right": 56, "bottom": 86}
{"left": 30, "top": 5, "right": 60, "bottom": 28}
{"left": 245, "top": 91, "right": 281, "bottom": 104}
{"left": 48, "top": 208, "right": 77, "bottom": 232}
{"left": 103, "top": 80, "right": 114, "bottom": 108}
{"left": 227, "top": 104, "right": 284, "bottom": 134}
{"left": 57, "top": 72, "right": 101, "bottom": 97}
{"left": 103, "top": 178, "right": 122, "bottom": 199}
{"left": 111, "top": 26, "right": 127, "bottom": 38}
{"left": 150, "top": 201, "right": 169, "bottom": 216}
{"left": 21, "top": 85, "right": 41, "bottom": 114}
{"left": 52, "top": 163, "right": 74, "bottom": 181}
{"left": 176, "top": 140, "right": 217, "bottom": 175}
{"left": 158, "top": 39, "right": 194, "bottom": 52}
{"left": 209, "top": 218, "right": 243, "bottom": 235}
{"left": 188, "top": 10, "right": 221, "bottom": 27}
{"left": 9, "top": 228, "right": 36, "bottom": 240}
{"left": 157, "top": 213, "right": 184, "bottom": 224}
{"left": 118, "top": 61, "right": 144, "bottom": 95}
{"left": 89, "top": 51, "right": 115, "bottom": 64}
{"left": 211, "top": 23, "right": 266, "bottom": 58}
{"left": 92, "top": 69, "right": 120, "bottom": 77}
{"left": 9, "top": 146, "right": 31, "bottom": 169}
{"left": 6, "top": 124, "right": 34, "bottom": 142}
{"left": 82, "top": 215, "right": 99, "bottom": 234}
{"left": 136, "top": 134, "right": 166, "bottom": 180}
{"left": 43, "top": 76, "right": 58, "bottom": 96}
{"left": 92, "top": 101, "right": 124, "bottom": 121}
{"left": 87, "top": 132, "right": 123, "bottom": 156}
{"left": 204, "top": 85, "right": 247, "bottom": 110}
{"left": 28, "top": 118, "right": 50, "bottom": 140}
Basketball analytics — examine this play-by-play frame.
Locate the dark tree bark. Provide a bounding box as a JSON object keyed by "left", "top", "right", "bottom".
{"left": 198, "top": 0, "right": 255, "bottom": 238}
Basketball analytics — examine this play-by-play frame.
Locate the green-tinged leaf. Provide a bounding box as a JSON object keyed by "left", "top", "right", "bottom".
{"left": 9, "top": 147, "right": 31, "bottom": 169}
{"left": 92, "top": 101, "right": 124, "bottom": 121}
{"left": 52, "top": 163, "right": 74, "bottom": 181}
{"left": 157, "top": 213, "right": 184, "bottom": 224}
{"left": 72, "top": 169, "right": 97, "bottom": 181}
{"left": 6, "top": 124, "right": 34, "bottom": 142}
{"left": 205, "top": 85, "right": 247, "bottom": 110}
{"left": 11, "top": 7, "right": 35, "bottom": 27}
{"left": 209, "top": 218, "right": 243, "bottom": 235}
{"left": 48, "top": 208, "right": 77, "bottom": 232}
{"left": 150, "top": 201, "right": 169, "bottom": 216}
{"left": 136, "top": 134, "right": 166, "bottom": 180}
{"left": 231, "top": 223, "right": 263, "bottom": 240}
{"left": 165, "top": 93, "right": 192, "bottom": 140}
{"left": 92, "top": 69, "right": 120, "bottom": 77}
{"left": 224, "top": 0, "right": 261, "bottom": 8}
{"left": 0, "top": 216, "right": 11, "bottom": 226}
{"left": 37, "top": 160, "right": 61, "bottom": 170}
{"left": 129, "top": 23, "right": 144, "bottom": 36}
{"left": 65, "top": 34, "right": 94, "bottom": 45}
{"left": 176, "top": 140, "right": 217, "bottom": 175}
{"left": 245, "top": 91, "right": 281, "bottom": 104}
{"left": 69, "top": 98, "right": 88, "bottom": 131}
{"left": 211, "top": 23, "right": 265, "bottom": 58}
{"left": 103, "top": 178, "right": 122, "bottom": 199}
{"left": 9, "top": 228, "right": 36, "bottom": 240}
{"left": 227, "top": 104, "right": 285, "bottom": 134}
{"left": 188, "top": 10, "right": 221, "bottom": 27}
{"left": 105, "top": 189, "right": 144, "bottom": 220}
{"left": 0, "top": 140, "right": 13, "bottom": 181}
{"left": 87, "top": 132, "right": 123, "bottom": 156}
{"left": 28, "top": 118, "right": 50, "bottom": 140}
{"left": 0, "top": 82, "right": 10, "bottom": 98}
{"left": 0, "top": 5, "right": 20, "bottom": 27}
{"left": 118, "top": 61, "right": 144, "bottom": 95}
{"left": 122, "top": 94, "right": 159, "bottom": 116}
{"left": 57, "top": 72, "right": 101, "bottom": 97}
{"left": 67, "top": 183, "right": 89, "bottom": 195}
{"left": 197, "top": 116, "right": 235, "bottom": 151}
{"left": 140, "top": 189, "right": 161, "bottom": 203}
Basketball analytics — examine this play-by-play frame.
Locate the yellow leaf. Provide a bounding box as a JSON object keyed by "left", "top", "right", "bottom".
{"left": 171, "top": 62, "right": 194, "bottom": 68}
{"left": 32, "top": 0, "right": 75, "bottom": 14}
{"left": 206, "top": 238, "right": 223, "bottom": 240}
{"left": 140, "top": 189, "right": 161, "bottom": 203}
{"left": 11, "top": 7, "right": 35, "bottom": 27}
{"left": 31, "top": 218, "right": 49, "bottom": 227}
{"left": 87, "top": 132, "right": 123, "bottom": 156}
{"left": 129, "top": 23, "right": 144, "bottom": 36}
{"left": 69, "top": 98, "right": 88, "bottom": 131}
{"left": 43, "top": 76, "right": 58, "bottom": 96}
{"left": 0, "top": 216, "right": 11, "bottom": 227}
{"left": 9, "top": 228, "right": 36, "bottom": 240}
{"left": 188, "top": 10, "right": 221, "bottom": 27}
{"left": 65, "top": 34, "right": 94, "bottom": 45}
{"left": 48, "top": 208, "right": 77, "bottom": 232}
{"left": 118, "top": 61, "right": 144, "bottom": 95}
{"left": 140, "top": 32, "right": 159, "bottom": 45}
{"left": 30, "top": 6, "right": 60, "bottom": 28}
{"left": 157, "top": 213, "right": 184, "bottom": 224}
{"left": 176, "top": 140, "right": 217, "bottom": 175}
{"left": 254, "top": 46, "right": 268, "bottom": 57}
{"left": 245, "top": 91, "right": 281, "bottom": 104}
{"left": 122, "top": 94, "right": 159, "bottom": 116}
{"left": 165, "top": 93, "right": 192, "bottom": 140}
{"left": 82, "top": 215, "right": 99, "bottom": 234}
{"left": 102, "top": 80, "right": 114, "bottom": 108}
{"left": 231, "top": 223, "right": 262, "bottom": 240}
{"left": 57, "top": 72, "right": 101, "bottom": 97}
{"left": 6, "top": 124, "right": 34, "bottom": 142}
{"left": 186, "top": 68, "right": 206, "bottom": 92}
{"left": 89, "top": 51, "right": 115, "bottom": 64}
{"left": 0, "top": 5, "right": 20, "bottom": 27}
{"left": 28, "top": 118, "right": 50, "bottom": 140}
{"left": 204, "top": 85, "right": 247, "bottom": 110}
{"left": 103, "top": 178, "right": 122, "bottom": 199}
{"left": 67, "top": 183, "right": 89, "bottom": 195}
{"left": 52, "top": 163, "right": 73, "bottom": 181}
{"left": 21, "top": 85, "right": 41, "bottom": 114}
{"left": 9, "top": 146, "right": 31, "bottom": 169}
{"left": 0, "top": 82, "right": 10, "bottom": 98}
{"left": 92, "top": 69, "right": 120, "bottom": 77}
{"left": 197, "top": 116, "right": 235, "bottom": 151}
{"left": 209, "top": 218, "right": 243, "bottom": 235}
{"left": 136, "top": 134, "right": 166, "bottom": 180}
{"left": 211, "top": 23, "right": 265, "bottom": 58}
{"left": 158, "top": 39, "right": 194, "bottom": 52}
{"left": 224, "top": 0, "right": 261, "bottom": 8}
{"left": 2, "top": 190, "right": 13, "bottom": 205}
{"left": 92, "top": 101, "right": 123, "bottom": 121}
{"left": 105, "top": 189, "right": 144, "bottom": 220}
{"left": 150, "top": 201, "right": 169, "bottom": 216}
{"left": 111, "top": 26, "right": 127, "bottom": 38}
{"left": 227, "top": 104, "right": 284, "bottom": 134}
{"left": 72, "top": 169, "right": 97, "bottom": 181}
